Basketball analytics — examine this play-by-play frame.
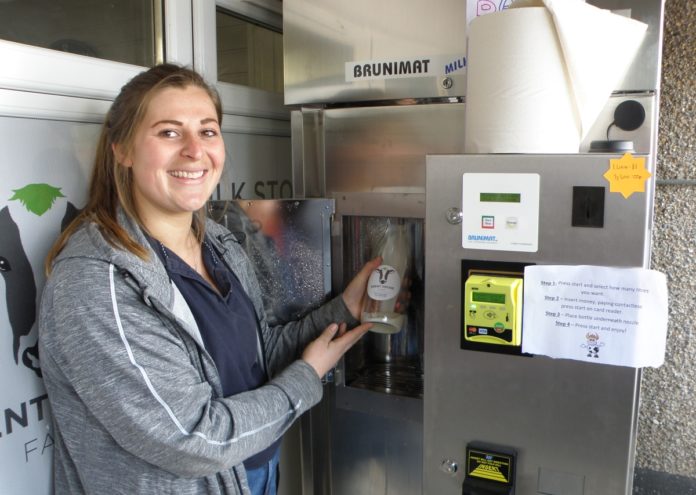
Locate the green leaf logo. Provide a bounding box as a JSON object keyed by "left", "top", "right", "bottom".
{"left": 9, "top": 183, "right": 66, "bottom": 216}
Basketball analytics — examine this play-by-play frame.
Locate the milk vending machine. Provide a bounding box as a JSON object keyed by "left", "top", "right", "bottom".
{"left": 273, "top": 0, "right": 666, "bottom": 493}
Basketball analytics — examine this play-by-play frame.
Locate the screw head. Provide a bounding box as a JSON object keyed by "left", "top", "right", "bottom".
{"left": 440, "top": 458, "right": 459, "bottom": 475}
{"left": 446, "top": 207, "right": 463, "bottom": 224}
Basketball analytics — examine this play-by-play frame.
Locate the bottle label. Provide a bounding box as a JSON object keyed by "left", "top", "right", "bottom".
{"left": 367, "top": 264, "right": 402, "bottom": 301}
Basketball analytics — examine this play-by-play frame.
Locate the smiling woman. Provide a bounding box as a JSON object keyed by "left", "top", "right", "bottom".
{"left": 37, "top": 63, "right": 379, "bottom": 495}
{"left": 114, "top": 85, "right": 226, "bottom": 273}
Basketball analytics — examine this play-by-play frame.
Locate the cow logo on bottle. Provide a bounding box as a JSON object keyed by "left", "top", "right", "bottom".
{"left": 367, "top": 264, "right": 402, "bottom": 301}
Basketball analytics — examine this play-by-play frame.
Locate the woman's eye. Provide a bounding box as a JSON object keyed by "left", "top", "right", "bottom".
{"left": 202, "top": 129, "right": 219, "bottom": 138}
{"left": 159, "top": 129, "right": 179, "bottom": 138}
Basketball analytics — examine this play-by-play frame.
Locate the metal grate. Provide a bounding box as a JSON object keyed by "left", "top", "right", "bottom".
{"left": 349, "top": 362, "right": 423, "bottom": 398}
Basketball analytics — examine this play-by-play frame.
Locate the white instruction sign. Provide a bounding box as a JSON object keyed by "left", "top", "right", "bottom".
{"left": 522, "top": 265, "right": 668, "bottom": 368}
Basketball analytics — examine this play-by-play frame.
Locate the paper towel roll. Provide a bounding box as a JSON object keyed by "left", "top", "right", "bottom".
{"left": 464, "top": 7, "right": 581, "bottom": 153}
{"left": 541, "top": 0, "right": 647, "bottom": 138}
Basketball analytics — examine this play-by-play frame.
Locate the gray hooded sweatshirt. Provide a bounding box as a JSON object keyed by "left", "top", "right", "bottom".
{"left": 38, "top": 210, "right": 355, "bottom": 494}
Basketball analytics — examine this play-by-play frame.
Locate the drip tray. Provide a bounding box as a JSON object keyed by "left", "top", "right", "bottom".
{"left": 348, "top": 363, "right": 423, "bottom": 398}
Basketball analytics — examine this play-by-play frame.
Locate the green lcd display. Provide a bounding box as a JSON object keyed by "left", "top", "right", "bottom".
{"left": 480, "top": 192, "right": 521, "bottom": 203}
{"left": 472, "top": 292, "right": 506, "bottom": 304}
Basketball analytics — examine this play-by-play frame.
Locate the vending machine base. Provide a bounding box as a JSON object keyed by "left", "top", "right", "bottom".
{"left": 462, "top": 481, "right": 513, "bottom": 495}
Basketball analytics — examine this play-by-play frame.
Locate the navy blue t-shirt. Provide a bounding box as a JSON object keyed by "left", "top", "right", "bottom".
{"left": 150, "top": 236, "right": 281, "bottom": 469}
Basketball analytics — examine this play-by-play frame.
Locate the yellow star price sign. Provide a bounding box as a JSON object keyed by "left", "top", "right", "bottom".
{"left": 603, "top": 153, "right": 652, "bottom": 199}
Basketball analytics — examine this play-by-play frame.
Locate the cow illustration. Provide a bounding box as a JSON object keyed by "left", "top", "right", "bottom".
{"left": 377, "top": 267, "right": 395, "bottom": 284}
{"left": 581, "top": 332, "right": 605, "bottom": 359}
{"left": 0, "top": 206, "right": 37, "bottom": 373}
{"left": 1, "top": 184, "right": 80, "bottom": 378}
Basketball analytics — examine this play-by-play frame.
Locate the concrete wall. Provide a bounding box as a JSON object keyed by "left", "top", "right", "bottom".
{"left": 635, "top": 0, "right": 696, "bottom": 492}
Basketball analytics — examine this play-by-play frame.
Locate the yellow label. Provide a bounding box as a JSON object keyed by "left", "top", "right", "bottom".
{"left": 603, "top": 153, "right": 651, "bottom": 199}
{"left": 467, "top": 449, "right": 513, "bottom": 484}
{"left": 470, "top": 463, "right": 509, "bottom": 482}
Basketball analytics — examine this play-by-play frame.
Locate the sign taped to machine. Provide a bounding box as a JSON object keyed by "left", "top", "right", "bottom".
{"left": 522, "top": 265, "right": 668, "bottom": 367}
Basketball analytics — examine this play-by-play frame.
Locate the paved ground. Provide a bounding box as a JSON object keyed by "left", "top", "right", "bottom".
{"left": 634, "top": 468, "right": 696, "bottom": 495}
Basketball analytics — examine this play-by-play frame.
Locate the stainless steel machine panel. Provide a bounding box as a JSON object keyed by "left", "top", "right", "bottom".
{"left": 330, "top": 386, "right": 423, "bottom": 495}
{"left": 596, "top": 0, "right": 665, "bottom": 92}
{"left": 424, "top": 154, "right": 654, "bottom": 495}
{"left": 323, "top": 103, "right": 467, "bottom": 195}
{"left": 293, "top": 97, "right": 658, "bottom": 201}
{"left": 427, "top": 154, "right": 654, "bottom": 268}
{"left": 283, "top": 0, "right": 467, "bottom": 104}
{"left": 283, "top": 0, "right": 664, "bottom": 105}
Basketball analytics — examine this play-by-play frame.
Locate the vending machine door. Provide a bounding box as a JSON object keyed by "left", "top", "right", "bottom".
{"left": 207, "top": 199, "right": 334, "bottom": 495}
{"left": 207, "top": 199, "right": 334, "bottom": 326}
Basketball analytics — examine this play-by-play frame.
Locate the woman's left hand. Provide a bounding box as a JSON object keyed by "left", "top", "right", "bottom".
{"left": 341, "top": 257, "right": 382, "bottom": 320}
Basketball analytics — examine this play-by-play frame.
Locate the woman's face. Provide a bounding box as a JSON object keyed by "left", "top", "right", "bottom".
{"left": 120, "top": 85, "right": 225, "bottom": 226}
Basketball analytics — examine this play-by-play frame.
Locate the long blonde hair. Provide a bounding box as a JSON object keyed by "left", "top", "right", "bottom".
{"left": 45, "top": 64, "right": 222, "bottom": 274}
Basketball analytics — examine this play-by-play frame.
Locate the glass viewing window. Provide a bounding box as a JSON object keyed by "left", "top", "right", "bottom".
{"left": 216, "top": 9, "right": 283, "bottom": 93}
{"left": 0, "top": 0, "right": 157, "bottom": 67}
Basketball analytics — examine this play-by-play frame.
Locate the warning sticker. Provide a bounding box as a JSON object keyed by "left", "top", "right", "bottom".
{"left": 466, "top": 449, "right": 513, "bottom": 484}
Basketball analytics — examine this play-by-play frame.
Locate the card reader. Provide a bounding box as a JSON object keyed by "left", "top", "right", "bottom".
{"left": 463, "top": 275, "right": 523, "bottom": 347}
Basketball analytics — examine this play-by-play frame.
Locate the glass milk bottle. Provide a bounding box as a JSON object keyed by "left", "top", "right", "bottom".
{"left": 362, "top": 221, "right": 410, "bottom": 334}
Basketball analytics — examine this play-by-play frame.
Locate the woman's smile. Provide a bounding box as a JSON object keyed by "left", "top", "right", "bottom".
{"left": 169, "top": 169, "right": 207, "bottom": 180}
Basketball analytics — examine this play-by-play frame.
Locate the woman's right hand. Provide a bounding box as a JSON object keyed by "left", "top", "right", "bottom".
{"left": 302, "top": 322, "right": 372, "bottom": 378}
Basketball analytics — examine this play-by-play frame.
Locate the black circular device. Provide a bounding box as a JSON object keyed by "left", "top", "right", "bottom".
{"left": 613, "top": 100, "right": 646, "bottom": 131}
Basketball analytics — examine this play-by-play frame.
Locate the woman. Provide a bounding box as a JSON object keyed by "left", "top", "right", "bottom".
{"left": 38, "top": 63, "right": 377, "bottom": 495}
